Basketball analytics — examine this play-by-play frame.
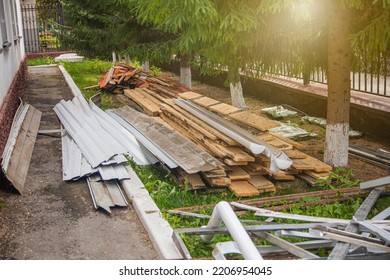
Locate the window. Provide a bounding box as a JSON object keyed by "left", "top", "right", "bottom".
{"left": 10, "top": 0, "right": 19, "bottom": 40}
{"left": 0, "top": 0, "right": 10, "bottom": 48}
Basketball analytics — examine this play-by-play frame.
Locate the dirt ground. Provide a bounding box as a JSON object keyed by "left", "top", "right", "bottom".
{"left": 165, "top": 72, "right": 390, "bottom": 182}
{"left": 0, "top": 66, "right": 157, "bottom": 260}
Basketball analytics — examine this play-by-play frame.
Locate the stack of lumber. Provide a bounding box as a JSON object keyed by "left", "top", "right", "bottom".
{"left": 99, "top": 64, "right": 333, "bottom": 197}
{"left": 98, "top": 63, "right": 188, "bottom": 96}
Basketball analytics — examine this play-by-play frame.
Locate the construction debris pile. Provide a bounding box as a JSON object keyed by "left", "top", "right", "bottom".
{"left": 95, "top": 64, "right": 333, "bottom": 197}
{"left": 98, "top": 63, "right": 188, "bottom": 95}
{"left": 172, "top": 180, "right": 390, "bottom": 260}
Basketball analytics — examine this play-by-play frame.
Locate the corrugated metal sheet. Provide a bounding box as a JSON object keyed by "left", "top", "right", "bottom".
{"left": 89, "top": 100, "right": 158, "bottom": 166}
{"left": 98, "top": 164, "right": 129, "bottom": 181}
{"left": 58, "top": 94, "right": 155, "bottom": 181}
{"left": 110, "top": 106, "right": 222, "bottom": 174}
{"left": 87, "top": 175, "right": 128, "bottom": 214}
{"left": 54, "top": 100, "right": 117, "bottom": 168}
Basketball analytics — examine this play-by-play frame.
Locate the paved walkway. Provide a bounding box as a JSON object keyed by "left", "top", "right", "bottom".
{"left": 0, "top": 65, "right": 158, "bottom": 260}
{"left": 262, "top": 76, "right": 390, "bottom": 113}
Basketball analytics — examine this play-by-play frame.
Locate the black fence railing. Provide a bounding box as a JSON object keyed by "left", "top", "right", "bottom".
{"left": 21, "top": 3, "right": 65, "bottom": 53}
{"left": 261, "top": 51, "right": 389, "bottom": 97}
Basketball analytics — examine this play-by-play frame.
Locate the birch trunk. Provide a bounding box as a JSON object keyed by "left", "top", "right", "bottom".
{"left": 324, "top": 1, "right": 351, "bottom": 167}
{"left": 229, "top": 66, "right": 246, "bottom": 109}
{"left": 230, "top": 81, "right": 246, "bottom": 109}
{"left": 180, "top": 56, "right": 192, "bottom": 89}
{"left": 112, "top": 52, "right": 117, "bottom": 64}
{"left": 141, "top": 61, "right": 150, "bottom": 71}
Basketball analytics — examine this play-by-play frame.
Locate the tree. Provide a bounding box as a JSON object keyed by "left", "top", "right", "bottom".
{"left": 324, "top": 0, "right": 351, "bottom": 167}
{"left": 258, "top": 0, "right": 390, "bottom": 167}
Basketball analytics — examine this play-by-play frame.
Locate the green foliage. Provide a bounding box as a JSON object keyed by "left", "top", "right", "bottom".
{"left": 27, "top": 57, "right": 57, "bottom": 66}
{"left": 316, "top": 167, "right": 360, "bottom": 190}
{"left": 61, "top": 59, "right": 112, "bottom": 97}
{"left": 150, "top": 65, "right": 162, "bottom": 76}
{"left": 289, "top": 198, "right": 363, "bottom": 219}
{"left": 128, "top": 159, "right": 236, "bottom": 211}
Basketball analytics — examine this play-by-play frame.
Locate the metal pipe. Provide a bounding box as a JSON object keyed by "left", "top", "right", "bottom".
{"left": 200, "top": 201, "right": 263, "bottom": 260}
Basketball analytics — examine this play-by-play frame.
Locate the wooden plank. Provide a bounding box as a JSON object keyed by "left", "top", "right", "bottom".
{"left": 228, "top": 111, "right": 279, "bottom": 131}
{"left": 265, "top": 138, "right": 292, "bottom": 150}
{"left": 142, "top": 88, "right": 167, "bottom": 102}
{"left": 201, "top": 174, "right": 231, "bottom": 187}
{"left": 229, "top": 181, "right": 260, "bottom": 197}
{"left": 249, "top": 175, "right": 274, "bottom": 190}
{"left": 161, "top": 105, "right": 219, "bottom": 140}
{"left": 192, "top": 96, "right": 220, "bottom": 108}
{"left": 124, "top": 89, "right": 160, "bottom": 116}
{"left": 292, "top": 155, "right": 332, "bottom": 172}
{"left": 263, "top": 167, "right": 296, "bottom": 181}
{"left": 5, "top": 106, "right": 42, "bottom": 194}
{"left": 183, "top": 173, "right": 206, "bottom": 190}
{"left": 224, "top": 158, "right": 248, "bottom": 166}
{"left": 268, "top": 131, "right": 306, "bottom": 150}
{"left": 227, "top": 166, "right": 251, "bottom": 181}
{"left": 209, "top": 142, "right": 255, "bottom": 162}
{"left": 303, "top": 170, "right": 331, "bottom": 180}
{"left": 162, "top": 99, "right": 237, "bottom": 145}
{"left": 134, "top": 88, "right": 162, "bottom": 106}
{"left": 284, "top": 149, "right": 308, "bottom": 159}
{"left": 179, "top": 91, "right": 203, "bottom": 100}
{"left": 208, "top": 103, "right": 242, "bottom": 116}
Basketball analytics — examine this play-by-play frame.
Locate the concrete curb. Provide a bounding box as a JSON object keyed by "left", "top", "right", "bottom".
{"left": 57, "top": 65, "right": 183, "bottom": 260}
{"left": 120, "top": 166, "right": 183, "bottom": 260}
{"left": 58, "top": 64, "right": 83, "bottom": 97}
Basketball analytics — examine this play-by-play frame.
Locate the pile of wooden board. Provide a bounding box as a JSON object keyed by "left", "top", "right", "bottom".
{"left": 98, "top": 64, "right": 333, "bottom": 197}
{"left": 99, "top": 63, "right": 188, "bottom": 96}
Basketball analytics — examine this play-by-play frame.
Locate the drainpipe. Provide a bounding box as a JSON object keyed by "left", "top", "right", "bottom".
{"left": 201, "top": 201, "right": 263, "bottom": 260}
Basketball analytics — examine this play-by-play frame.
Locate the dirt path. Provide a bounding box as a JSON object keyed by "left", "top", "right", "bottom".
{"left": 0, "top": 66, "right": 158, "bottom": 260}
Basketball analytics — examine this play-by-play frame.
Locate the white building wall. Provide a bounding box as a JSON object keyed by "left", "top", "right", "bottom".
{"left": 0, "top": 0, "right": 25, "bottom": 107}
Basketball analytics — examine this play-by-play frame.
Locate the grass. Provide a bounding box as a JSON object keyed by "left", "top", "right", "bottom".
{"left": 27, "top": 56, "right": 57, "bottom": 66}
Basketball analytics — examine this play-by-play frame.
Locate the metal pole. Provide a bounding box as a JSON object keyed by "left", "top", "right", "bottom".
{"left": 200, "top": 201, "right": 263, "bottom": 260}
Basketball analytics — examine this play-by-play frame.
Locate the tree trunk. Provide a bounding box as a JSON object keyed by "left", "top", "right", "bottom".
{"left": 324, "top": 1, "right": 351, "bottom": 167}
{"left": 125, "top": 55, "right": 130, "bottom": 65}
{"left": 112, "top": 51, "right": 117, "bottom": 64}
{"left": 142, "top": 61, "right": 150, "bottom": 71}
{"left": 228, "top": 65, "right": 246, "bottom": 109}
{"left": 230, "top": 80, "right": 246, "bottom": 109}
{"left": 180, "top": 56, "right": 192, "bottom": 89}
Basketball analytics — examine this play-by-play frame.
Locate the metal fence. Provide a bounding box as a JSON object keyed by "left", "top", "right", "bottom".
{"left": 21, "top": 3, "right": 65, "bottom": 53}
{"left": 264, "top": 51, "right": 390, "bottom": 97}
